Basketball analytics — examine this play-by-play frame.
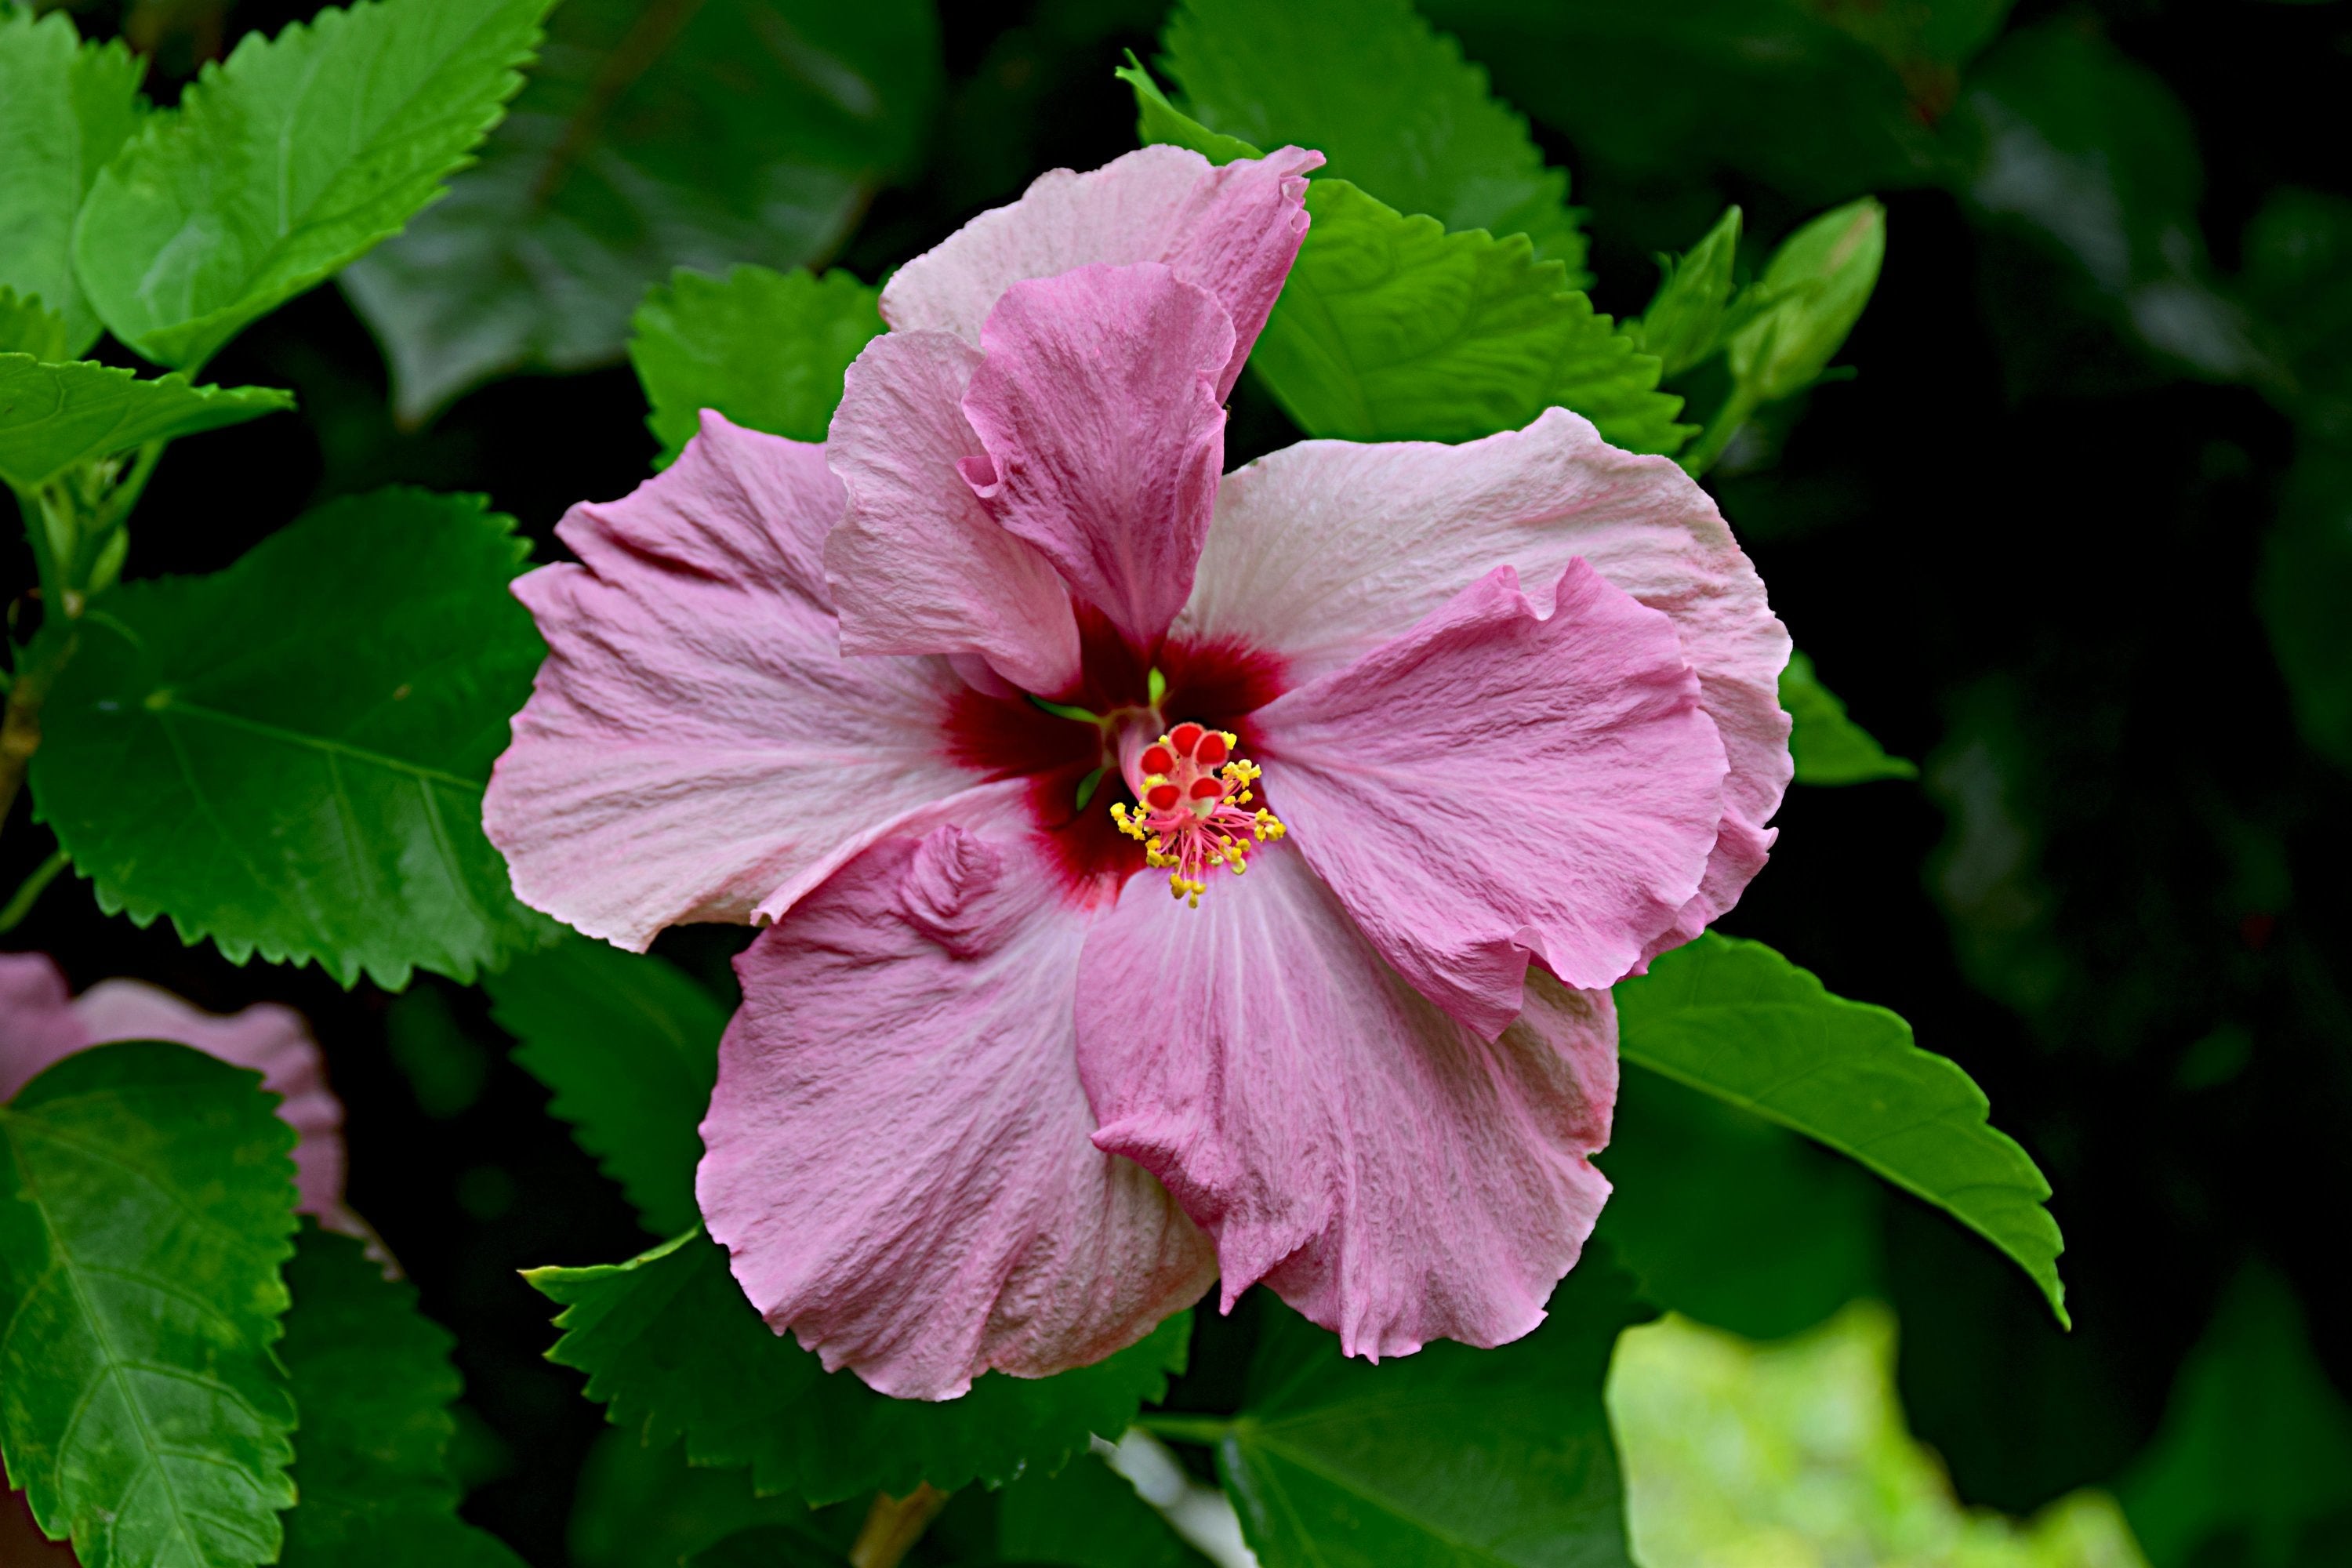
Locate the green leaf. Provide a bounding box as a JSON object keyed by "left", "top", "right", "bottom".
{"left": 1628, "top": 206, "right": 1747, "bottom": 381}
{"left": 0, "top": 286, "right": 72, "bottom": 361}
{"left": 630, "top": 266, "right": 883, "bottom": 469}
{"left": 1201, "top": 1250, "right": 1647, "bottom": 1568}
{"left": 526, "top": 1229, "right": 1192, "bottom": 1506}
{"left": 1781, "top": 650, "right": 1916, "bottom": 786}
{"left": 681, "top": 1527, "right": 845, "bottom": 1568}
{"left": 1250, "top": 179, "right": 1687, "bottom": 453}
{"left": 485, "top": 932, "right": 724, "bottom": 1236}
{"left": 0, "top": 355, "right": 292, "bottom": 492}
{"left": 72, "top": 0, "right": 557, "bottom": 372}
{"left": 1616, "top": 933, "right": 2068, "bottom": 1326}
{"left": 1116, "top": 55, "right": 1264, "bottom": 165}
{"left": 2119, "top": 1263, "right": 2352, "bottom": 1567}
{"left": 1726, "top": 198, "right": 1886, "bottom": 404}
{"left": 343, "top": 0, "right": 942, "bottom": 423}
{"left": 1157, "top": 0, "right": 1585, "bottom": 276}
{"left": 568, "top": 1426, "right": 815, "bottom": 1568}
{"left": 276, "top": 1225, "right": 527, "bottom": 1568}
{"left": 0, "top": 1042, "right": 300, "bottom": 1568}
{"left": 1596, "top": 1065, "right": 1882, "bottom": 1342}
{"left": 28, "top": 486, "right": 551, "bottom": 989}
{"left": 0, "top": 8, "right": 144, "bottom": 357}
{"left": 996, "top": 1449, "right": 1212, "bottom": 1568}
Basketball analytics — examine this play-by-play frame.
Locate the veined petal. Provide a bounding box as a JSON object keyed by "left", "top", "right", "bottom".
{"left": 699, "top": 785, "right": 1215, "bottom": 1401}
{"left": 1181, "top": 408, "right": 1792, "bottom": 950}
{"left": 1075, "top": 843, "right": 1615, "bottom": 1360}
{"left": 72, "top": 978, "right": 355, "bottom": 1233}
{"left": 881, "top": 143, "right": 1319, "bottom": 397}
{"left": 1252, "top": 561, "right": 1727, "bottom": 1033}
{"left": 962, "top": 265, "right": 1231, "bottom": 656}
{"left": 486, "top": 416, "right": 980, "bottom": 951}
{"left": 825, "top": 331, "right": 1081, "bottom": 695}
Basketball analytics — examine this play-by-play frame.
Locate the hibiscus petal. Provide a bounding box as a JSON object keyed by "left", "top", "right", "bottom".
{"left": 0, "top": 951, "right": 90, "bottom": 1102}
{"left": 960, "top": 265, "right": 1232, "bottom": 657}
{"left": 826, "top": 332, "right": 1083, "bottom": 694}
{"left": 699, "top": 786, "right": 1215, "bottom": 1401}
{"left": 72, "top": 978, "right": 356, "bottom": 1233}
{"left": 486, "top": 415, "right": 982, "bottom": 951}
{"left": 880, "top": 144, "right": 1319, "bottom": 397}
{"left": 1076, "top": 843, "right": 1615, "bottom": 1359}
{"left": 1179, "top": 408, "right": 1792, "bottom": 953}
{"left": 1252, "top": 561, "right": 1726, "bottom": 1034}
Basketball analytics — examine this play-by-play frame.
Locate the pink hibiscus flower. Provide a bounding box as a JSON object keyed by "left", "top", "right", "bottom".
{"left": 0, "top": 951, "right": 358, "bottom": 1234}
{"left": 485, "top": 146, "right": 1791, "bottom": 1400}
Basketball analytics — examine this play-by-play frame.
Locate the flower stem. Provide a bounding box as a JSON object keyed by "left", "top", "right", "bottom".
{"left": 848, "top": 1483, "right": 949, "bottom": 1568}
{"left": 0, "top": 847, "right": 67, "bottom": 933}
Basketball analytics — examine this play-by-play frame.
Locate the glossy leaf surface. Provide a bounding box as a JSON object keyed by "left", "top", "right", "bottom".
{"left": 30, "top": 487, "right": 550, "bottom": 988}
{"left": 0, "top": 356, "right": 291, "bottom": 491}
{"left": 74, "top": 0, "right": 555, "bottom": 371}
{"left": 0, "top": 1044, "right": 299, "bottom": 1568}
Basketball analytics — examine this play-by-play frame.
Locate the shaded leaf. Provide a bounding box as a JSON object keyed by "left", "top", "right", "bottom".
{"left": 0, "top": 355, "right": 291, "bottom": 491}
{"left": 1252, "top": 179, "right": 1686, "bottom": 452}
{"left": 0, "top": 1042, "right": 299, "bottom": 1568}
{"left": 996, "top": 1448, "right": 1212, "bottom": 1568}
{"left": 344, "top": 0, "right": 942, "bottom": 421}
{"left": 2261, "top": 445, "right": 2352, "bottom": 778}
{"left": 30, "top": 487, "right": 551, "bottom": 988}
{"left": 1617, "top": 933, "right": 2067, "bottom": 1325}
{"left": 630, "top": 265, "right": 882, "bottom": 468}
{"left": 1629, "top": 206, "right": 1748, "bottom": 380}
{"left": 1158, "top": 0, "right": 1585, "bottom": 275}
{"left": 1597, "top": 1065, "right": 1882, "bottom": 1341}
{"left": 0, "top": 9, "right": 144, "bottom": 356}
{"left": 527, "top": 1229, "right": 1191, "bottom": 1506}
{"left": 485, "top": 931, "right": 724, "bottom": 1235}
{"left": 1783, "top": 650, "right": 1917, "bottom": 786}
{"left": 73, "top": 0, "right": 555, "bottom": 371}
{"left": 682, "top": 1526, "right": 846, "bottom": 1568}
{"left": 2119, "top": 1262, "right": 2352, "bottom": 1567}
{"left": 0, "top": 288, "right": 72, "bottom": 362}
{"left": 567, "top": 1426, "right": 817, "bottom": 1568}
{"left": 1204, "top": 1250, "right": 1646, "bottom": 1568}
{"left": 276, "top": 1225, "right": 527, "bottom": 1567}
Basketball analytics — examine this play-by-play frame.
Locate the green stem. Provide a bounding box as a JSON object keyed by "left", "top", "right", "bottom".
{"left": 1679, "top": 380, "right": 1762, "bottom": 477}
{"left": 0, "top": 847, "right": 68, "bottom": 932}
{"left": 1134, "top": 1413, "right": 1236, "bottom": 1446}
{"left": 848, "top": 1483, "right": 949, "bottom": 1568}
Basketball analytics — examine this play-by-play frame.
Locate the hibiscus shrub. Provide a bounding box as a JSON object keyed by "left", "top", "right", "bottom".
{"left": 2, "top": 1, "right": 2341, "bottom": 1566}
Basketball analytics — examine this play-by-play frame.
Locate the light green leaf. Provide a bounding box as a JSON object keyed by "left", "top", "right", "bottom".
{"left": 1157, "top": 0, "right": 1585, "bottom": 275}
{"left": 1629, "top": 205, "right": 1748, "bottom": 380}
{"left": 1192, "top": 1250, "right": 1646, "bottom": 1568}
{"left": 277, "top": 1225, "right": 527, "bottom": 1568}
{"left": 1117, "top": 54, "right": 1264, "bottom": 165}
{"left": 485, "top": 932, "right": 724, "bottom": 1236}
{"left": 526, "top": 1229, "right": 1192, "bottom": 1506}
{"left": 1782, "top": 650, "right": 1917, "bottom": 786}
{"left": 0, "top": 286, "right": 72, "bottom": 361}
{"left": 0, "top": 354, "right": 292, "bottom": 492}
{"left": 1616, "top": 933, "right": 2067, "bottom": 1326}
{"left": 72, "top": 0, "right": 557, "bottom": 372}
{"left": 0, "top": 9, "right": 143, "bottom": 357}
{"left": 1251, "top": 178, "right": 1688, "bottom": 452}
{"left": 343, "top": 0, "right": 942, "bottom": 423}
{"left": 28, "top": 486, "right": 552, "bottom": 989}
{"left": 630, "top": 266, "right": 882, "bottom": 469}
{"left": 1727, "top": 197, "right": 1886, "bottom": 403}
{"left": 2119, "top": 1263, "right": 2352, "bottom": 1567}
{"left": 0, "top": 1042, "right": 300, "bottom": 1568}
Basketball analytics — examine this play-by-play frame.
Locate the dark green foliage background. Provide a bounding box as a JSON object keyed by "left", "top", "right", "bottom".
{"left": 5, "top": 0, "right": 2350, "bottom": 1562}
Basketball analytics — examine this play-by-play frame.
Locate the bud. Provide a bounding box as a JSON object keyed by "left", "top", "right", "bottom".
{"left": 1633, "top": 206, "right": 1743, "bottom": 379}
{"left": 1729, "top": 197, "right": 1886, "bottom": 403}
